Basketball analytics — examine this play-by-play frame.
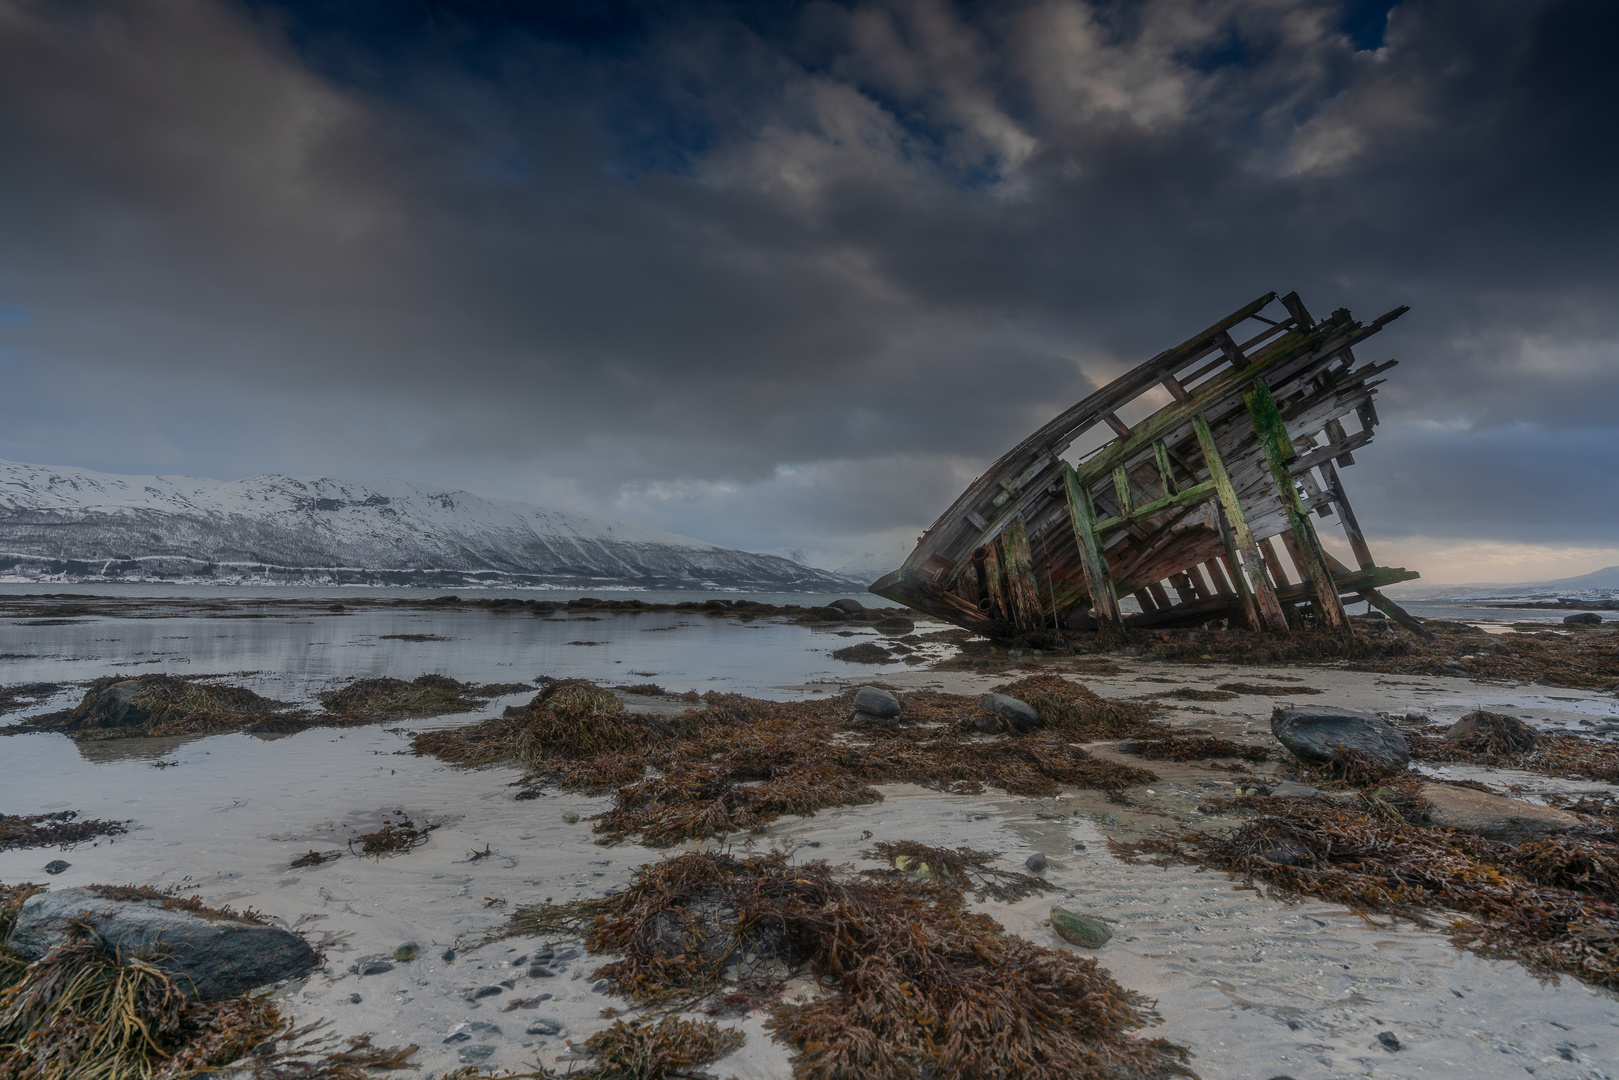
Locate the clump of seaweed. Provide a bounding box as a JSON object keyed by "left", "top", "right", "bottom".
{"left": 501, "top": 849, "right": 1189, "bottom": 1080}
{"left": 319, "top": 674, "right": 491, "bottom": 720}
{"left": 830, "top": 642, "right": 893, "bottom": 664}
{"left": 1130, "top": 737, "right": 1269, "bottom": 763}
{"left": 0, "top": 919, "right": 291, "bottom": 1080}
{"left": 1406, "top": 712, "right": 1619, "bottom": 783}
{"left": 572, "top": 1017, "right": 745, "bottom": 1080}
{"left": 1348, "top": 623, "right": 1619, "bottom": 690}
{"left": 1120, "top": 793, "right": 1619, "bottom": 989}
{"left": 991, "top": 675, "right": 1168, "bottom": 739}
{"left": 78, "top": 884, "right": 272, "bottom": 926}
{"left": 16, "top": 675, "right": 301, "bottom": 741}
{"left": 289, "top": 850, "right": 341, "bottom": 869}
{"left": 0, "top": 813, "right": 127, "bottom": 853}
{"left": 418, "top": 681, "right": 1159, "bottom": 847}
{"left": 1, "top": 884, "right": 45, "bottom": 992}
{"left": 348, "top": 812, "right": 439, "bottom": 857}
{"left": 862, "top": 841, "right": 1054, "bottom": 902}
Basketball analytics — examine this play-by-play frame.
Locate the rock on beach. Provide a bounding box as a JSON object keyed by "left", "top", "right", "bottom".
{"left": 1050, "top": 906, "right": 1112, "bottom": 948}
{"left": 978, "top": 693, "right": 1042, "bottom": 733}
{"left": 6, "top": 886, "right": 321, "bottom": 1000}
{"left": 1270, "top": 706, "right": 1409, "bottom": 767}
{"left": 852, "top": 685, "right": 903, "bottom": 720}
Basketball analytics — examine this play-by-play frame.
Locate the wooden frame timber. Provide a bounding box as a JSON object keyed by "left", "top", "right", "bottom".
{"left": 870, "top": 292, "right": 1431, "bottom": 642}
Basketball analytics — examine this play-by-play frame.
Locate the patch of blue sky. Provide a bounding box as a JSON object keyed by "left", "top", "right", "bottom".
{"left": 0, "top": 300, "right": 28, "bottom": 324}
{"left": 1341, "top": 0, "right": 1401, "bottom": 53}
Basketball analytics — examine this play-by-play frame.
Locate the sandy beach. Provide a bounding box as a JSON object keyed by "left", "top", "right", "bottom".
{"left": 5, "top": 595, "right": 1618, "bottom": 1080}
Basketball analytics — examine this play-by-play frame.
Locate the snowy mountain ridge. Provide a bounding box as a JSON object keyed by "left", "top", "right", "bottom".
{"left": 0, "top": 459, "right": 857, "bottom": 590}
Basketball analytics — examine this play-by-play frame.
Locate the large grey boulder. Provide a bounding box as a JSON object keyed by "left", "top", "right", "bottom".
{"left": 6, "top": 887, "right": 320, "bottom": 1000}
{"left": 1420, "top": 784, "right": 1581, "bottom": 842}
{"left": 1564, "top": 612, "right": 1602, "bottom": 626}
{"left": 852, "top": 686, "right": 902, "bottom": 720}
{"left": 1271, "top": 706, "right": 1409, "bottom": 768}
{"left": 828, "top": 598, "right": 866, "bottom": 616}
{"left": 980, "top": 693, "right": 1042, "bottom": 732}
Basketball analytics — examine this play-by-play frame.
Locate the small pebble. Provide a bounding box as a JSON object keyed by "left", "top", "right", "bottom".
{"left": 348, "top": 993, "right": 362, "bottom": 1004}
{"left": 442, "top": 1032, "right": 472, "bottom": 1044}
{"left": 562, "top": 812, "right": 580, "bottom": 824}
{"left": 1377, "top": 1031, "right": 1401, "bottom": 1051}
{"left": 1024, "top": 852, "right": 1048, "bottom": 873}
{"left": 1072, "top": 842, "right": 1087, "bottom": 851}
{"left": 442, "top": 949, "right": 457, "bottom": 962}
{"left": 393, "top": 943, "right": 419, "bottom": 962}
{"left": 458, "top": 1045, "right": 496, "bottom": 1063}
{"left": 42, "top": 860, "right": 69, "bottom": 875}
{"left": 358, "top": 961, "right": 394, "bottom": 976}
{"left": 474, "top": 985, "right": 504, "bottom": 999}
{"left": 525, "top": 1018, "right": 566, "bottom": 1037}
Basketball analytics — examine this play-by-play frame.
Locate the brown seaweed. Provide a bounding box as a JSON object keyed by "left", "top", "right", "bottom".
{"left": 499, "top": 849, "right": 1191, "bottom": 1080}
{"left": 1119, "top": 792, "right": 1619, "bottom": 989}
{"left": 0, "top": 813, "right": 127, "bottom": 853}
{"left": 417, "top": 679, "right": 1161, "bottom": 847}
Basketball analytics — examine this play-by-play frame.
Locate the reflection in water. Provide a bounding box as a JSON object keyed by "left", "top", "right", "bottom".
{"left": 0, "top": 608, "right": 949, "bottom": 713}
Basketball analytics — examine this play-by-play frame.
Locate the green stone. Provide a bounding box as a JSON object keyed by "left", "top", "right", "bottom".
{"left": 562, "top": 811, "right": 580, "bottom": 824}
{"left": 393, "top": 942, "right": 420, "bottom": 962}
{"left": 1050, "top": 906, "right": 1112, "bottom": 948}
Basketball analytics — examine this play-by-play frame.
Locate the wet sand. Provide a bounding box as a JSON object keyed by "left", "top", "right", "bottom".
{"left": 4, "top": 605, "right": 1619, "bottom": 1079}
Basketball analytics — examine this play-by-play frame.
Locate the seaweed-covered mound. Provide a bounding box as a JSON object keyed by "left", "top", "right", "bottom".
{"left": 1122, "top": 788, "right": 1619, "bottom": 989}
{"left": 0, "top": 883, "right": 418, "bottom": 1079}
{"left": 503, "top": 849, "right": 1191, "bottom": 1080}
{"left": 416, "top": 680, "right": 1161, "bottom": 847}
{"left": 1348, "top": 621, "right": 1619, "bottom": 690}
{"left": 1407, "top": 711, "right": 1619, "bottom": 783}
{"left": 318, "top": 674, "right": 495, "bottom": 719}
{"left": 17, "top": 675, "right": 298, "bottom": 741}
{"left": 992, "top": 675, "right": 1168, "bottom": 739}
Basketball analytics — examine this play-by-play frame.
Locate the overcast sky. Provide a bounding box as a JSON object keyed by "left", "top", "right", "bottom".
{"left": 1, "top": 0, "right": 1615, "bottom": 583}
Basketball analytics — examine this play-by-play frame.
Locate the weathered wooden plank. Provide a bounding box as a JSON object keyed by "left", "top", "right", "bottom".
{"left": 1111, "top": 465, "right": 1135, "bottom": 517}
{"left": 980, "top": 542, "right": 1008, "bottom": 626}
{"left": 1062, "top": 465, "right": 1123, "bottom": 641}
{"left": 1246, "top": 380, "right": 1349, "bottom": 632}
{"left": 1194, "top": 414, "right": 1288, "bottom": 630}
{"left": 1321, "top": 458, "right": 1374, "bottom": 570}
{"left": 1152, "top": 440, "right": 1178, "bottom": 495}
{"left": 1001, "top": 517, "right": 1045, "bottom": 632}
{"left": 1319, "top": 551, "right": 1434, "bottom": 641}
{"left": 1076, "top": 308, "right": 1406, "bottom": 490}
{"left": 1094, "top": 479, "right": 1216, "bottom": 535}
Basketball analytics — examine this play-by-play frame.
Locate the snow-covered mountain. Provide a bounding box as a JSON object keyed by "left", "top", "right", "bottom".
{"left": 0, "top": 459, "right": 858, "bottom": 590}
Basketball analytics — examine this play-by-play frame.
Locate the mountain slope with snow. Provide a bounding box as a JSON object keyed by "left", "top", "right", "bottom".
{"left": 0, "top": 460, "right": 855, "bottom": 589}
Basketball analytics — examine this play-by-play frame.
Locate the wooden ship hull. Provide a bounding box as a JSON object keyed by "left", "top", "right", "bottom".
{"left": 869, "top": 291, "right": 1431, "bottom": 642}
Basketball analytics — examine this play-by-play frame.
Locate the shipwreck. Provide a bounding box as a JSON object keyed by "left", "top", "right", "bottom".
{"left": 870, "top": 291, "right": 1431, "bottom": 642}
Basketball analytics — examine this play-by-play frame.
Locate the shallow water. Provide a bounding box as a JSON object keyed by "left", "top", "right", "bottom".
{"left": 0, "top": 605, "right": 952, "bottom": 715}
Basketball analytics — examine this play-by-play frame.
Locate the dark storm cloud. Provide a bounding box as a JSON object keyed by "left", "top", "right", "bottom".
{"left": 0, "top": 0, "right": 1614, "bottom": 571}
